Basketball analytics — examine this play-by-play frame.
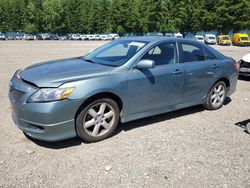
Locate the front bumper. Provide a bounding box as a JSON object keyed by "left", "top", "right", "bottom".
{"left": 12, "top": 113, "right": 76, "bottom": 141}
{"left": 206, "top": 41, "right": 216, "bottom": 45}
{"left": 220, "top": 42, "right": 231, "bottom": 45}
{"left": 239, "top": 67, "right": 250, "bottom": 77}
{"left": 239, "top": 60, "right": 250, "bottom": 77}
{"left": 246, "top": 122, "right": 250, "bottom": 134}
{"left": 9, "top": 76, "right": 83, "bottom": 141}
{"left": 239, "top": 42, "right": 250, "bottom": 46}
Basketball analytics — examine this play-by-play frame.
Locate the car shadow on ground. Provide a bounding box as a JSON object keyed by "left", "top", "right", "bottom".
{"left": 28, "top": 97, "right": 232, "bottom": 149}
{"left": 24, "top": 132, "right": 82, "bottom": 149}
{"left": 119, "top": 97, "right": 231, "bottom": 132}
{"left": 235, "top": 119, "right": 250, "bottom": 134}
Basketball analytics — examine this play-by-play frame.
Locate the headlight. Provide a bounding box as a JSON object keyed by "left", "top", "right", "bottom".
{"left": 28, "top": 87, "right": 74, "bottom": 102}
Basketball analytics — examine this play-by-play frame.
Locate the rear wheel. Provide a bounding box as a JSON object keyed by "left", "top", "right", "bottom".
{"left": 76, "top": 98, "right": 120, "bottom": 142}
{"left": 203, "top": 81, "right": 227, "bottom": 110}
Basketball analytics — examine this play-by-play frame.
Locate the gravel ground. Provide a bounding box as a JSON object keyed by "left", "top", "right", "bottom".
{"left": 0, "top": 41, "right": 249, "bottom": 188}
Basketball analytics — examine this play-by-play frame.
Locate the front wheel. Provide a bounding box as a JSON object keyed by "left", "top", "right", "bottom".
{"left": 76, "top": 98, "right": 120, "bottom": 142}
{"left": 203, "top": 81, "right": 227, "bottom": 110}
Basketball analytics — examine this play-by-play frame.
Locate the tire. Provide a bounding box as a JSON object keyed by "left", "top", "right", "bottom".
{"left": 246, "top": 122, "right": 250, "bottom": 134}
{"left": 76, "top": 98, "right": 120, "bottom": 142}
{"left": 203, "top": 81, "right": 227, "bottom": 110}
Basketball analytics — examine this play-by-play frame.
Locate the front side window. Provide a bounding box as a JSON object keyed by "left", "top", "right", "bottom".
{"left": 84, "top": 40, "right": 148, "bottom": 66}
{"left": 141, "top": 42, "right": 177, "bottom": 66}
{"left": 180, "top": 43, "right": 205, "bottom": 63}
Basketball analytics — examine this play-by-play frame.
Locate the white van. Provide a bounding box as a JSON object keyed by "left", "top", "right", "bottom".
{"left": 174, "top": 32, "right": 183, "bottom": 38}
{"left": 205, "top": 34, "right": 216, "bottom": 45}
{"left": 109, "top": 33, "right": 119, "bottom": 40}
{"left": 194, "top": 35, "right": 205, "bottom": 43}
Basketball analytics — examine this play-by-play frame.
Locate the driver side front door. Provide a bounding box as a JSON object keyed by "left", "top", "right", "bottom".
{"left": 127, "top": 41, "right": 184, "bottom": 117}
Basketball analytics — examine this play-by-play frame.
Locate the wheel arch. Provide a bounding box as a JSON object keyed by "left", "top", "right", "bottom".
{"left": 74, "top": 92, "right": 123, "bottom": 120}
{"left": 215, "top": 77, "right": 230, "bottom": 89}
{"left": 205, "top": 77, "right": 230, "bottom": 100}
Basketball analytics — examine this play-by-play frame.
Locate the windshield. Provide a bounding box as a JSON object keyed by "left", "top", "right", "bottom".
{"left": 208, "top": 37, "right": 215, "bottom": 39}
{"left": 240, "top": 37, "right": 249, "bottom": 41}
{"left": 84, "top": 40, "right": 148, "bottom": 67}
{"left": 222, "top": 37, "right": 229, "bottom": 40}
{"left": 197, "top": 37, "right": 204, "bottom": 40}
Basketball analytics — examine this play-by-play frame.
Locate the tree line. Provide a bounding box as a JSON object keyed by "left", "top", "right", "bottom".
{"left": 0, "top": 0, "right": 249, "bottom": 35}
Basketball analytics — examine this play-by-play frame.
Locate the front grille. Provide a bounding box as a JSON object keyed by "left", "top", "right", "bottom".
{"left": 240, "top": 60, "right": 250, "bottom": 68}
{"left": 9, "top": 89, "right": 25, "bottom": 102}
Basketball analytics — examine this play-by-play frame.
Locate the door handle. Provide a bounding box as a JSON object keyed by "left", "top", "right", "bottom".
{"left": 173, "top": 69, "right": 183, "bottom": 75}
{"left": 206, "top": 72, "right": 214, "bottom": 75}
{"left": 212, "top": 64, "right": 219, "bottom": 69}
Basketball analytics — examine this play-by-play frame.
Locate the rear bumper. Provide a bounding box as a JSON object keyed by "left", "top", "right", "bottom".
{"left": 227, "top": 72, "right": 238, "bottom": 96}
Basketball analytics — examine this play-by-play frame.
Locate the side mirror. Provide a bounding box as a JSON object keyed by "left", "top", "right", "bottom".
{"left": 135, "top": 60, "right": 155, "bottom": 69}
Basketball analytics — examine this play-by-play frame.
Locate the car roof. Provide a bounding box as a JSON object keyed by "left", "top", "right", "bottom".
{"left": 119, "top": 36, "right": 191, "bottom": 43}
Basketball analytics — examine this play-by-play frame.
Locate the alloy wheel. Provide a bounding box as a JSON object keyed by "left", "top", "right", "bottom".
{"left": 83, "top": 102, "right": 115, "bottom": 137}
{"left": 210, "top": 84, "right": 225, "bottom": 107}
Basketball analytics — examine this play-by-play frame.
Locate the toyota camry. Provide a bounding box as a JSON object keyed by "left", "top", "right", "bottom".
{"left": 9, "top": 37, "right": 238, "bottom": 142}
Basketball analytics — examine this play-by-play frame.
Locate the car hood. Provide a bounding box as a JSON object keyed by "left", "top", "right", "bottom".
{"left": 20, "top": 57, "right": 115, "bottom": 87}
{"left": 242, "top": 53, "right": 250, "bottom": 63}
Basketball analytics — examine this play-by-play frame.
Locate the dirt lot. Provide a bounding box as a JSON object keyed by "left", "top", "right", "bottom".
{"left": 0, "top": 41, "right": 249, "bottom": 188}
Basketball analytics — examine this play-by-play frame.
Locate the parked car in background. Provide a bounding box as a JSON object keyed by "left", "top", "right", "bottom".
{"left": 0, "top": 33, "right": 6, "bottom": 40}
{"left": 165, "top": 33, "right": 173, "bottom": 37}
{"left": 100, "top": 34, "right": 110, "bottom": 40}
{"left": 7, "top": 35, "right": 15, "bottom": 40}
{"left": 205, "top": 34, "right": 216, "bottom": 45}
{"left": 50, "top": 34, "right": 59, "bottom": 40}
{"left": 71, "top": 34, "right": 81, "bottom": 40}
{"left": 95, "top": 35, "right": 101, "bottom": 40}
{"left": 238, "top": 52, "right": 250, "bottom": 77}
{"left": 194, "top": 35, "right": 205, "bottom": 43}
{"left": 42, "top": 33, "right": 51, "bottom": 40}
{"left": 9, "top": 37, "right": 238, "bottom": 142}
{"left": 217, "top": 34, "right": 231, "bottom": 46}
{"left": 24, "top": 34, "right": 35, "bottom": 40}
{"left": 36, "top": 34, "right": 43, "bottom": 40}
{"left": 15, "top": 34, "right": 23, "bottom": 40}
{"left": 145, "top": 32, "right": 163, "bottom": 37}
{"left": 174, "top": 32, "right": 183, "bottom": 38}
{"left": 232, "top": 33, "right": 250, "bottom": 46}
{"left": 80, "top": 35, "right": 87, "bottom": 40}
{"left": 85, "top": 34, "right": 96, "bottom": 40}
{"left": 109, "top": 33, "right": 119, "bottom": 40}
{"left": 59, "top": 35, "right": 67, "bottom": 40}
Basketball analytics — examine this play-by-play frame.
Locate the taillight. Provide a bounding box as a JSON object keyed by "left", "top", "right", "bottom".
{"left": 233, "top": 60, "right": 240, "bottom": 71}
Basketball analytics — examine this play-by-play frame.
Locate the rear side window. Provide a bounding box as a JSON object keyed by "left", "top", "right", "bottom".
{"left": 180, "top": 43, "right": 205, "bottom": 63}
{"left": 204, "top": 47, "right": 217, "bottom": 60}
